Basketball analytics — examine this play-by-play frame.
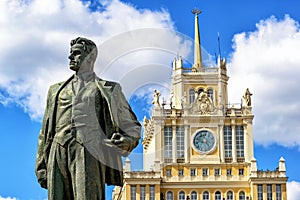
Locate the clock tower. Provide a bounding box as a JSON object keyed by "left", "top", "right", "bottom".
{"left": 113, "top": 8, "right": 288, "bottom": 200}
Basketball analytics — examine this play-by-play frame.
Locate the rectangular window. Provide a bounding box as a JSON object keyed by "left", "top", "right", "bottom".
{"left": 164, "top": 127, "right": 172, "bottom": 159}
{"left": 176, "top": 126, "right": 185, "bottom": 159}
{"left": 236, "top": 126, "right": 245, "bottom": 158}
{"left": 189, "top": 89, "right": 195, "bottom": 104}
{"left": 258, "top": 184, "right": 263, "bottom": 200}
{"left": 202, "top": 168, "right": 208, "bottom": 176}
{"left": 150, "top": 185, "right": 155, "bottom": 200}
{"left": 166, "top": 169, "right": 172, "bottom": 177}
{"left": 227, "top": 168, "right": 232, "bottom": 176}
{"left": 214, "top": 168, "right": 220, "bottom": 176}
{"left": 178, "top": 169, "right": 184, "bottom": 176}
{"left": 267, "top": 184, "right": 272, "bottom": 200}
{"left": 130, "top": 185, "right": 136, "bottom": 200}
{"left": 190, "top": 168, "right": 196, "bottom": 176}
{"left": 239, "top": 169, "right": 244, "bottom": 175}
{"left": 207, "top": 89, "right": 214, "bottom": 102}
{"left": 140, "top": 185, "right": 146, "bottom": 200}
{"left": 224, "top": 126, "right": 232, "bottom": 158}
{"left": 276, "top": 184, "right": 282, "bottom": 200}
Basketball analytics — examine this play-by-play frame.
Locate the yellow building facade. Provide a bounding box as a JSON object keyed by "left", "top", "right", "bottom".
{"left": 112, "top": 9, "right": 288, "bottom": 200}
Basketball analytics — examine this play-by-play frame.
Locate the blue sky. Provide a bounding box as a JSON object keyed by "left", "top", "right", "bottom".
{"left": 1, "top": 0, "right": 300, "bottom": 199}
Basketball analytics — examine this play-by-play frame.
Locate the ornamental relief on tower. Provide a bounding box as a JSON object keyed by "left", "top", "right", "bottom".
{"left": 189, "top": 91, "right": 216, "bottom": 115}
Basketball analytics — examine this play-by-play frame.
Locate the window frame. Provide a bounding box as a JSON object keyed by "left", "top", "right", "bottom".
{"left": 214, "top": 168, "right": 220, "bottom": 176}
{"left": 140, "top": 185, "right": 146, "bottom": 200}
{"left": 239, "top": 191, "right": 245, "bottom": 200}
{"left": 258, "top": 184, "right": 263, "bottom": 200}
{"left": 178, "top": 191, "right": 185, "bottom": 200}
{"left": 276, "top": 184, "right": 282, "bottom": 200}
{"left": 189, "top": 88, "right": 195, "bottom": 104}
{"left": 207, "top": 88, "right": 214, "bottom": 102}
{"left": 190, "top": 168, "right": 196, "bottom": 176}
{"left": 215, "top": 191, "right": 221, "bottom": 200}
{"left": 130, "top": 185, "right": 137, "bottom": 200}
{"left": 239, "top": 168, "right": 244, "bottom": 176}
{"left": 191, "top": 191, "right": 197, "bottom": 200}
{"left": 149, "top": 185, "right": 155, "bottom": 200}
{"left": 176, "top": 126, "right": 185, "bottom": 159}
{"left": 178, "top": 169, "right": 184, "bottom": 176}
{"left": 202, "top": 168, "right": 208, "bottom": 176}
{"left": 164, "top": 127, "right": 173, "bottom": 159}
{"left": 226, "top": 168, "right": 232, "bottom": 176}
{"left": 236, "top": 126, "right": 245, "bottom": 158}
{"left": 267, "top": 184, "right": 273, "bottom": 200}
{"left": 224, "top": 126, "right": 233, "bottom": 158}
{"left": 166, "top": 169, "right": 172, "bottom": 177}
{"left": 203, "top": 191, "right": 209, "bottom": 200}
{"left": 227, "top": 191, "right": 233, "bottom": 200}
{"left": 166, "top": 191, "right": 173, "bottom": 200}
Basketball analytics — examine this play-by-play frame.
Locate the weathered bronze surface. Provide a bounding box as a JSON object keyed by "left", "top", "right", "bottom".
{"left": 35, "top": 37, "right": 141, "bottom": 200}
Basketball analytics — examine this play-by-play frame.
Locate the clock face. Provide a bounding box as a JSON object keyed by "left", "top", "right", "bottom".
{"left": 192, "top": 130, "right": 216, "bottom": 154}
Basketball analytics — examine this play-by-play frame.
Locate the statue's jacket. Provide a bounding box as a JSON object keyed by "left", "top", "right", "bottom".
{"left": 36, "top": 75, "right": 141, "bottom": 187}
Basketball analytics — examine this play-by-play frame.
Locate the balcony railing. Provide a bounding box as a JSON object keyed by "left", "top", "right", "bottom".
{"left": 182, "top": 67, "right": 219, "bottom": 74}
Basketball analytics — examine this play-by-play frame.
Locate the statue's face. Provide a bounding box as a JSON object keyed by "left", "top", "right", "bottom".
{"left": 68, "top": 44, "right": 87, "bottom": 72}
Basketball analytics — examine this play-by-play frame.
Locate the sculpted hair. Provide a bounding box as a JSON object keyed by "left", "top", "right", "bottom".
{"left": 70, "top": 37, "right": 98, "bottom": 58}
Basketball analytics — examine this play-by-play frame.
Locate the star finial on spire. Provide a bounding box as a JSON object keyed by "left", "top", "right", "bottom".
{"left": 192, "top": 7, "right": 202, "bottom": 15}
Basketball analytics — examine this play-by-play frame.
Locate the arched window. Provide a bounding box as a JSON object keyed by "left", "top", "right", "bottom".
{"left": 239, "top": 191, "right": 245, "bottom": 200}
{"left": 207, "top": 88, "right": 214, "bottom": 102}
{"left": 215, "top": 191, "right": 221, "bottom": 200}
{"left": 166, "top": 191, "right": 173, "bottom": 200}
{"left": 191, "top": 191, "right": 197, "bottom": 200}
{"left": 178, "top": 191, "right": 185, "bottom": 200}
{"left": 203, "top": 191, "right": 209, "bottom": 200}
{"left": 189, "top": 89, "right": 195, "bottom": 104}
{"left": 227, "top": 191, "right": 233, "bottom": 200}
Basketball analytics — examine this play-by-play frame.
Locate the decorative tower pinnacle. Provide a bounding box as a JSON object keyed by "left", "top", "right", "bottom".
{"left": 192, "top": 8, "right": 203, "bottom": 72}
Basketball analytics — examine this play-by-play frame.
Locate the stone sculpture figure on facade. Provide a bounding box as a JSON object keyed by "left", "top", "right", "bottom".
{"left": 152, "top": 89, "right": 161, "bottom": 107}
{"left": 197, "top": 91, "right": 213, "bottom": 114}
{"left": 35, "top": 37, "right": 141, "bottom": 200}
{"left": 243, "top": 88, "right": 252, "bottom": 107}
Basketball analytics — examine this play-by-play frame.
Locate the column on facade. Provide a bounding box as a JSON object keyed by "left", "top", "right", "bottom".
{"left": 155, "top": 121, "right": 162, "bottom": 164}
{"left": 232, "top": 125, "right": 237, "bottom": 163}
{"left": 155, "top": 185, "right": 160, "bottom": 200}
{"left": 219, "top": 124, "right": 225, "bottom": 163}
{"left": 136, "top": 185, "right": 140, "bottom": 200}
{"left": 184, "top": 124, "right": 190, "bottom": 163}
{"left": 146, "top": 185, "right": 151, "bottom": 200}
{"left": 243, "top": 124, "right": 248, "bottom": 162}
{"left": 172, "top": 120, "right": 177, "bottom": 163}
{"left": 248, "top": 121, "right": 254, "bottom": 161}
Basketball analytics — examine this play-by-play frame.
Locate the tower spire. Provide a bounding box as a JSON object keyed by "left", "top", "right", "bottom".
{"left": 192, "top": 8, "right": 203, "bottom": 72}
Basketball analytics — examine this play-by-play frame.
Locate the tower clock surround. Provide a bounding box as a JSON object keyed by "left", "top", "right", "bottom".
{"left": 191, "top": 129, "right": 217, "bottom": 154}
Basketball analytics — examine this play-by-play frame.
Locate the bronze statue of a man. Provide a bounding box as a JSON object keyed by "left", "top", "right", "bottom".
{"left": 35, "top": 37, "right": 141, "bottom": 199}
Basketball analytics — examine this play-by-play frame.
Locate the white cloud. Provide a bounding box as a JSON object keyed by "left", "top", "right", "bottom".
{"left": 228, "top": 15, "right": 300, "bottom": 148}
{"left": 287, "top": 181, "right": 300, "bottom": 200}
{"left": 0, "top": 0, "right": 178, "bottom": 121}
{"left": 0, "top": 196, "right": 17, "bottom": 200}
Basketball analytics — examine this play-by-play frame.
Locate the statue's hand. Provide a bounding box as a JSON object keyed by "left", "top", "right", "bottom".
{"left": 110, "top": 132, "right": 130, "bottom": 151}
{"left": 102, "top": 133, "right": 133, "bottom": 155}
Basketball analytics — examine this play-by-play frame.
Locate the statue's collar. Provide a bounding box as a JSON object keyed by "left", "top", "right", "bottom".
{"left": 74, "top": 71, "right": 95, "bottom": 83}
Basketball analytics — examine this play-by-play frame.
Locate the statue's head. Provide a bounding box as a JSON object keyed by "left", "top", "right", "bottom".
{"left": 68, "top": 37, "right": 98, "bottom": 72}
